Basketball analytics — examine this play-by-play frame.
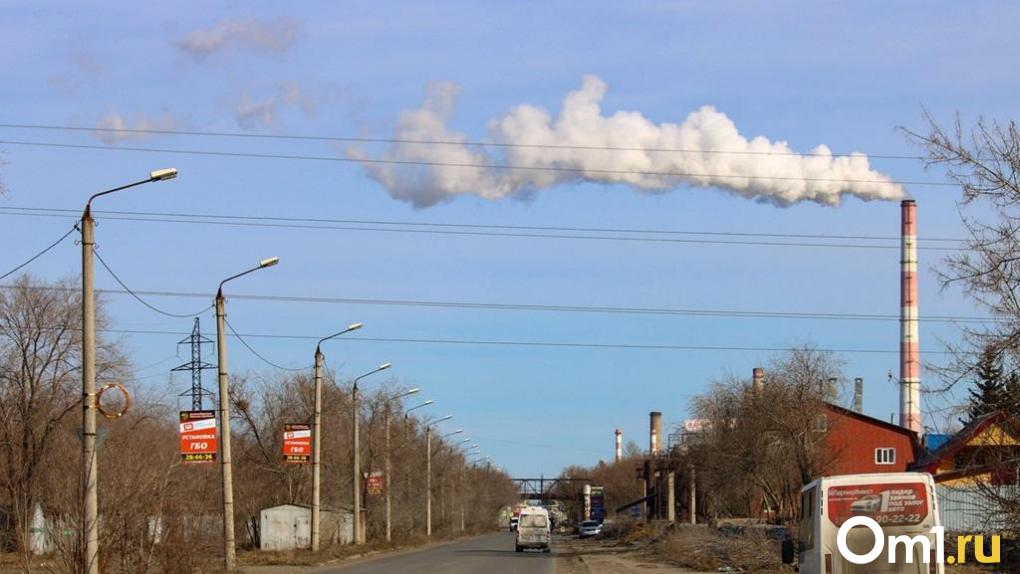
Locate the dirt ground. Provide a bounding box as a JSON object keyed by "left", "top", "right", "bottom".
{"left": 556, "top": 536, "right": 712, "bottom": 574}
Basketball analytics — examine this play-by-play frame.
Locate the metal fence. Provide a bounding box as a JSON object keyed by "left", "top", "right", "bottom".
{"left": 937, "top": 484, "right": 1018, "bottom": 533}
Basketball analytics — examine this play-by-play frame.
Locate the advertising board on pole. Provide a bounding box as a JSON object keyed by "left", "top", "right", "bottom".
{"left": 179, "top": 410, "right": 217, "bottom": 464}
{"left": 283, "top": 423, "right": 312, "bottom": 464}
{"left": 366, "top": 470, "right": 384, "bottom": 495}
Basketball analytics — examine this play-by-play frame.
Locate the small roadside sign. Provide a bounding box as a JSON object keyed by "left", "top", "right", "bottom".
{"left": 366, "top": 470, "right": 384, "bottom": 495}
{"left": 179, "top": 410, "right": 217, "bottom": 464}
{"left": 283, "top": 423, "right": 312, "bottom": 463}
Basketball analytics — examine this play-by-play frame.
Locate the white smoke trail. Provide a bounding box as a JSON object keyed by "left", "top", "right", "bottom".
{"left": 349, "top": 76, "right": 904, "bottom": 208}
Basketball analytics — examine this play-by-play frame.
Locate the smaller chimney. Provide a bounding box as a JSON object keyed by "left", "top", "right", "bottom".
{"left": 615, "top": 429, "right": 623, "bottom": 463}
{"left": 649, "top": 412, "right": 663, "bottom": 456}
{"left": 853, "top": 378, "right": 864, "bottom": 413}
{"left": 752, "top": 367, "right": 764, "bottom": 393}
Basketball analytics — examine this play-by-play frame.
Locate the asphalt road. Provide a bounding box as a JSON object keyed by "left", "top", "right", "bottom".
{"left": 318, "top": 533, "right": 557, "bottom": 574}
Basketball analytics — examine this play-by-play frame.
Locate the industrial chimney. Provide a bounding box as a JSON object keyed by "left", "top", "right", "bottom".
{"left": 615, "top": 429, "right": 623, "bottom": 463}
{"left": 900, "top": 200, "right": 921, "bottom": 433}
{"left": 752, "top": 367, "right": 764, "bottom": 393}
{"left": 854, "top": 377, "right": 864, "bottom": 413}
{"left": 649, "top": 412, "right": 663, "bottom": 456}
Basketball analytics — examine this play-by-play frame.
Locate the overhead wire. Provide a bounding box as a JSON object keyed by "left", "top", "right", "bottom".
{"left": 0, "top": 122, "right": 930, "bottom": 161}
{"left": 0, "top": 139, "right": 960, "bottom": 188}
{"left": 223, "top": 318, "right": 309, "bottom": 372}
{"left": 0, "top": 223, "right": 77, "bottom": 281}
{"left": 0, "top": 204, "right": 969, "bottom": 243}
{"left": 0, "top": 282, "right": 1000, "bottom": 324}
{"left": 86, "top": 325, "right": 968, "bottom": 356}
{"left": 0, "top": 207, "right": 967, "bottom": 251}
{"left": 93, "top": 249, "right": 213, "bottom": 318}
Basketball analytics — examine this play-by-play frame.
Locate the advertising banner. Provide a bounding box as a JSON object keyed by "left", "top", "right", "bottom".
{"left": 366, "top": 470, "right": 384, "bottom": 495}
{"left": 590, "top": 486, "right": 606, "bottom": 522}
{"left": 179, "top": 410, "right": 217, "bottom": 464}
{"left": 283, "top": 423, "right": 312, "bottom": 463}
{"left": 827, "top": 483, "right": 929, "bottom": 527}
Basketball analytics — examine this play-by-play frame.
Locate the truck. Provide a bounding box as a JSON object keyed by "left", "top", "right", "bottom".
{"left": 790, "top": 472, "right": 945, "bottom": 574}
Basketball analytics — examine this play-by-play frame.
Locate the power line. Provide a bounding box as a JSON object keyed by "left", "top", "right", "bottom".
{"left": 93, "top": 249, "right": 213, "bottom": 318}
{"left": 90, "top": 326, "right": 964, "bottom": 356}
{"left": 0, "top": 139, "right": 960, "bottom": 188}
{"left": 0, "top": 122, "right": 929, "bottom": 161}
{"left": 0, "top": 224, "right": 77, "bottom": 281}
{"left": 0, "top": 283, "right": 1000, "bottom": 324}
{"left": 0, "top": 205, "right": 969, "bottom": 243}
{"left": 223, "top": 318, "right": 309, "bottom": 372}
{"left": 0, "top": 208, "right": 966, "bottom": 251}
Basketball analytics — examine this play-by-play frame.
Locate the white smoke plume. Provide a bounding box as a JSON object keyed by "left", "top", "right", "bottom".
{"left": 349, "top": 76, "right": 904, "bottom": 208}
{"left": 93, "top": 111, "right": 180, "bottom": 144}
{"left": 235, "top": 83, "right": 316, "bottom": 129}
{"left": 178, "top": 17, "right": 302, "bottom": 57}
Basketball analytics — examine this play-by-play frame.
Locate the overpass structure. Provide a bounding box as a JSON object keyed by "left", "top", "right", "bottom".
{"left": 511, "top": 477, "right": 591, "bottom": 500}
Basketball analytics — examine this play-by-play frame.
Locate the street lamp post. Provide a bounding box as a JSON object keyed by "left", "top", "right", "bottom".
{"left": 352, "top": 363, "right": 392, "bottom": 545}
{"left": 424, "top": 415, "right": 453, "bottom": 537}
{"left": 215, "top": 257, "right": 279, "bottom": 571}
{"left": 80, "top": 168, "right": 177, "bottom": 574}
{"left": 403, "top": 400, "right": 433, "bottom": 535}
{"left": 382, "top": 388, "right": 419, "bottom": 543}
{"left": 311, "top": 322, "right": 363, "bottom": 552}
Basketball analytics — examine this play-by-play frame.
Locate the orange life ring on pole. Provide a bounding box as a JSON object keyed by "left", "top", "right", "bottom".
{"left": 97, "top": 383, "right": 131, "bottom": 419}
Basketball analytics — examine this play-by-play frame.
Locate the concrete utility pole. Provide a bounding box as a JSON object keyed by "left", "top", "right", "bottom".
{"left": 215, "top": 256, "right": 279, "bottom": 571}
{"left": 403, "top": 400, "right": 433, "bottom": 536}
{"left": 426, "top": 426, "right": 432, "bottom": 537}
{"left": 380, "top": 388, "right": 418, "bottom": 543}
{"left": 352, "top": 363, "right": 392, "bottom": 545}
{"left": 80, "top": 168, "right": 177, "bottom": 574}
{"left": 424, "top": 415, "right": 453, "bottom": 537}
{"left": 312, "top": 323, "right": 363, "bottom": 552}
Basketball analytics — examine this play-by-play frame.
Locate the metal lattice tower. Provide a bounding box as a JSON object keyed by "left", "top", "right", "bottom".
{"left": 171, "top": 317, "right": 216, "bottom": 410}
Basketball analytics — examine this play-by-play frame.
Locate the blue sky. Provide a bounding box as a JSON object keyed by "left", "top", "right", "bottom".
{"left": 2, "top": 1, "right": 1019, "bottom": 476}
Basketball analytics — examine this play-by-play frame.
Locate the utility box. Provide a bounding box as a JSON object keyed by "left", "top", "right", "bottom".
{"left": 259, "top": 504, "right": 353, "bottom": 551}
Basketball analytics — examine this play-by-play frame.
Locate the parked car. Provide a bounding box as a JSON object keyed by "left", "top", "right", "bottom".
{"left": 509, "top": 516, "right": 519, "bottom": 532}
{"left": 515, "top": 507, "right": 551, "bottom": 552}
{"left": 578, "top": 520, "right": 602, "bottom": 538}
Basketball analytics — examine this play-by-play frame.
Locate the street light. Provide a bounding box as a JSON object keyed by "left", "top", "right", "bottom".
{"left": 380, "top": 387, "right": 418, "bottom": 543}
{"left": 352, "top": 362, "right": 392, "bottom": 545}
{"left": 424, "top": 415, "right": 453, "bottom": 537}
{"left": 310, "top": 322, "right": 363, "bottom": 552}
{"left": 79, "top": 169, "right": 176, "bottom": 574}
{"left": 215, "top": 257, "right": 279, "bottom": 571}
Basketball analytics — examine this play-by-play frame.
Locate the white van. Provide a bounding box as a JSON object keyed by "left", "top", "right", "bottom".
{"left": 515, "top": 507, "right": 551, "bottom": 553}
{"left": 793, "top": 472, "right": 945, "bottom": 574}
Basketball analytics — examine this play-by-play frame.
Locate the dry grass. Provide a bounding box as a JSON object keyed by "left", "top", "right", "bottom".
{"left": 651, "top": 525, "right": 785, "bottom": 573}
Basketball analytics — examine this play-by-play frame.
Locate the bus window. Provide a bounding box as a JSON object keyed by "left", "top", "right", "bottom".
{"left": 799, "top": 487, "right": 815, "bottom": 552}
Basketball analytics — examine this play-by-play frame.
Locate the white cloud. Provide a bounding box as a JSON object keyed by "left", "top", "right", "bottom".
{"left": 92, "top": 112, "right": 180, "bottom": 144}
{"left": 349, "top": 75, "right": 904, "bottom": 209}
{"left": 178, "top": 17, "right": 302, "bottom": 57}
{"left": 234, "top": 83, "right": 316, "bottom": 129}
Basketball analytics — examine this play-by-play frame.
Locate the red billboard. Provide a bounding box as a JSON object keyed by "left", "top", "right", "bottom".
{"left": 366, "top": 471, "right": 384, "bottom": 495}
{"left": 179, "top": 410, "right": 217, "bottom": 464}
{"left": 283, "top": 423, "right": 312, "bottom": 464}
{"left": 827, "top": 483, "right": 929, "bottom": 527}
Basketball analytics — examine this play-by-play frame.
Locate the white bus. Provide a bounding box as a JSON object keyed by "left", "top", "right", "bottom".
{"left": 795, "top": 473, "right": 945, "bottom": 574}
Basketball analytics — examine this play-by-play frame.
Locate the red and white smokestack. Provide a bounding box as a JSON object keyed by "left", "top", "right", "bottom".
{"left": 615, "top": 429, "right": 623, "bottom": 463}
{"left": 752, "top": 367, "right": 764, "bottom": 393}
{"left": 900, "top": 200, "right": 921, "bottom": 433}
{"left": 649, "top": 412, "right": 663, "bottom": 456}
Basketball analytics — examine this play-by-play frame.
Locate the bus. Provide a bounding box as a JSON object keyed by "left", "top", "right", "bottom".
{"left": 795, "top": 472, "right": 945, "bottom": 574}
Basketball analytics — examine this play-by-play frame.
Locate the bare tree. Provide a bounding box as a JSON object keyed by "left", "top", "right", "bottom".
{"left": 687, "top": 346, "right": 843, "bottom": 523}
{"left": 0, "top": 275, "right": 125, "bottom": 562}
{"left": 905, "top": 113, "right": 1020, "bottom": 530}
